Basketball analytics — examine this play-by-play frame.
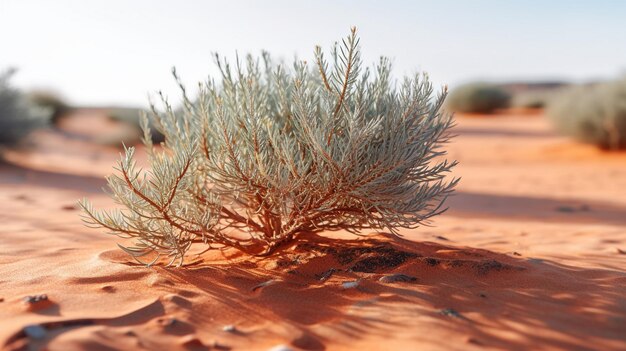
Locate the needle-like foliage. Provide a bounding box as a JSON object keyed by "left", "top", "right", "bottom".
{"left": 80, "top": 28, "right": 458, "bottom": 266}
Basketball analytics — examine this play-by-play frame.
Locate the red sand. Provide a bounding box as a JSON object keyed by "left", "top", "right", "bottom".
{"left": 1, "top": 109, "right": 625, "bottom": 350}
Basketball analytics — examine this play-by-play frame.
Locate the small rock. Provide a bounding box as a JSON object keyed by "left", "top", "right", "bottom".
{"left": 222, "top": 325, "right": 237, "bottom": 333}
{"left": 23, "top": 325, "right": 47, "bottom": 340}
{"left": 158, "top": 317, "right": 178, "bottom": 327}
{"left": 212, "top": 340, "right": 231, "bottom": 350}
{"left": 425, "top": 258, "right": 440, "bottom": 266}
{"left": 434, "top": 235, "right": 449, "bottom": 241}
{"left": 440, "top": 308, "right": 463, "bottom": 318}
{"left": 616, "top": 248, "right": 626, "bottom": 255}
{"left": 341, "top": 280, "right": 360, "bottom": 289}
{"left": 23, "top": 294, "right": 48, "bottom": 304}
{"left": 61, "top": 204, "right": 77, "bottom": 211}
{"left": 512, "top": 251, "right": 521, "bottom": 256}
{"left": 252, "top": 279, "right": 278, "bottom": 292}
{"left": 479, "top": 293, "right": 487, "bottom": 298}
{"left": 267, "top": 345, "right": 294, "bottom": 351}
{"left": 378, "top": 274, "right": 417, "bottom": 283}
{"left": 0, "top": 297, "right": 4, "bottom": 302}
{"left": 124, "top": 330, "right": 137, "bottom": 337}
{"left": 556, "top": 206, "right": 576, "bottom": 213}
{"left": 317, "top": 268, "right": 338, "bottom": 281}
{"left": 556, "top": 204, "right": 590, "bottom": 213}
{"left": 101, "top": 285, "right": 116, "bottom": 293}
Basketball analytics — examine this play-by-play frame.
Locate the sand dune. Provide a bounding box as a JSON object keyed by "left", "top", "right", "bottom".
{"left": 1, "top": 110, "right": 625, "bottom": 350}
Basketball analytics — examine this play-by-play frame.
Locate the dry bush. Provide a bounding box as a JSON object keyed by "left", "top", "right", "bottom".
{"left": 511, "top": 89, "right": 560, "bottom": 109}
{"left": 107, "top": 107, "right": 165, "bottom": 144}
{"left": 0, "top": 69, "right": 49, "bottom": 147}
{"left": 80, "top": 28, "right": 458, "bottom": 266}
{"left": 446, "top": 82, "right": 510, "bottom": 113}
{"left": 27, "top": 90, "right": 70, "bottom": 123}
{"left": 548, "top": 79, "right": 626, "bottom": 150}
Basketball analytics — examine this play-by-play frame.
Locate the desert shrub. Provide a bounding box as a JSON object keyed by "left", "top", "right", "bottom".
{"left": 0, "top": 69, "right": 49, "bottom": 146}
{"left": 511, "top": 89, "right": 559, "bottom": 109}
{"left": 80, "top": 28, "right": 458, "bottom": 266}
{"left": 548, "top": 79, "right": 626, "bottom": 149}
{"left": 107, "top": 107, "right": 165, "bottom": 144}
{"left": 27, "top": 90, "right": 69, "bottom": 123}
{"left": 446, "top": 83, "right": 510, "bottom": 113}
{"left": 93, "top": 128, "right": 144, "bottom": 148}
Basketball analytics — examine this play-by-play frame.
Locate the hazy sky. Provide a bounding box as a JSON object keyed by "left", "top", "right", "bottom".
{"left": 1, "top": 0, "right": 625, "bottom": 106}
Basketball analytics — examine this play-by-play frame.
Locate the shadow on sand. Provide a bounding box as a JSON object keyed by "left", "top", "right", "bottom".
{"left": 152, "top": 234, "right": 626, "bottom": 351}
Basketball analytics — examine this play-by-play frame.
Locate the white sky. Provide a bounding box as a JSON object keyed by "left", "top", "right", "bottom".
{"left": 1, "top": 0, "right": 625, "bottom": 107}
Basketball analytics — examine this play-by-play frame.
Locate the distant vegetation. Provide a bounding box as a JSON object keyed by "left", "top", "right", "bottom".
{"left": 548, "top": 78, "right": 626, "bottom": 150}
{"left": 499, "top": 81, "right": 569, "bottom": 109}
{"left": 498, "top": 81, "right": 569, "bottom": 109}
{"left": 27, "top": 90, "right": 70, "bottom": 123}
{"left": 446, "top": 83, "right": 510, "bottom": 113}
{"left": 0, "top": 69, "right": 49, "bottom": 147}
{"left": 107, "top": 107, "right": 165, "bottom": 144}
{"left": 511, "top": 90, "right": 558, "bottom": 109}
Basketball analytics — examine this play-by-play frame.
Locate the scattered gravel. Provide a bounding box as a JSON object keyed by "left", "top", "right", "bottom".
{"left": 23, "top": 294, "right": 48, "bottom": 304}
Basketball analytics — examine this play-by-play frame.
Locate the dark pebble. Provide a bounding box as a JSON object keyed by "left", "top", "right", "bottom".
{"left": 556, "top": 206, "right": 576, "bottom": 213}
{"left": 440, "top": 308, "right": 463, "bottom": 318}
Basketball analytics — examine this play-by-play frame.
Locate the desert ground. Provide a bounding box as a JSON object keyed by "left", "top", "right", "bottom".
{"left": 1, "top": 108, "right": 625, "bottom": 351}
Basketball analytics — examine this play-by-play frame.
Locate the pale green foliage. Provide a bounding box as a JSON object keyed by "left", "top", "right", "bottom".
{"left": 548, "top": 78, "right": 626, "bottom": 150}
{"left": 80, "top": 29, "right": 458, "bottom": 266}
{"left": 0, "top": 69, "right": 49, "bottom": 146}
{"left": 446, "top": 83, "right": 510, "bottom": 113}
{"left": 511, "top": 89, "right": 559, "bottom": 109}
{"left": 27, "top": 89, "right": 69, "bottom": 123}
{"left": 107, "top": 107, "right": 165, "bottom": 144}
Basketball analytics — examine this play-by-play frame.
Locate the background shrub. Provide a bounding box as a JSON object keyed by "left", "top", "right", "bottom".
{"left": 511, "top": 89, "right": 560, "bottom": 109}
{"left": 107, "top": 107, "right": 165, "bottom": 144}
{"left": 548, "top": 79, "right": 626, "bottom": 150}
{"left": 0, "top": 69, "right": 49, "bottom": 147}
{"left": 446, "top": 82, "right": 510, "bottom": 113}
{"left": 498, "top": 81, "right": 567, "bottom": 109}
{"left": 27, "top": 90, "right": 70, "bottom": 123}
